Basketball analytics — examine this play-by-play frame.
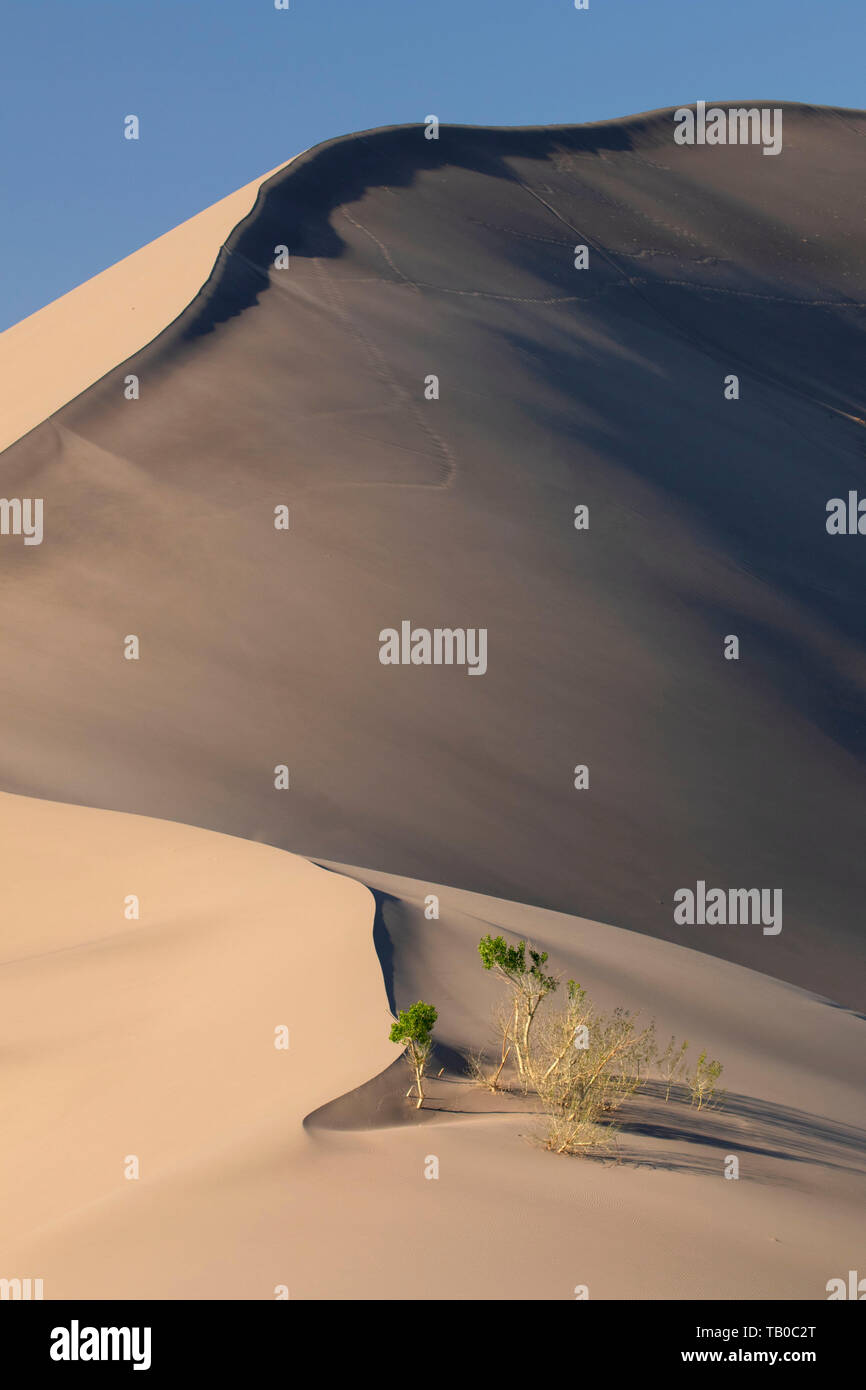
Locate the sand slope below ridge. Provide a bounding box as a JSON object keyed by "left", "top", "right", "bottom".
{"left": 0, "top": 157, "right": 294, "bottom": 453}
{"left": 1, "top": 105, "right": 864, "bottom": 1006}
{"left": 0, "top": 791, "right": 395, "bottom": 1294}
{"left": 304, "top": 863, "right": 865, "bottom": 1301}
{"left": 2, "top": 793, "right": 863, "bottom": 1300}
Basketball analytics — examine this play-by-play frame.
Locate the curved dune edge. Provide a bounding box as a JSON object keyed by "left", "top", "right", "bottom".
{"left": 5, "top": 793, "right": 861, "bottom": 1298}
{"left": 0, "top": 157, "right": 295, "bottom": 453}
{"left": 310, "top": 860, "right": 866, "bottom": 1136}
{"left": 4, "top": 100, "right": 861, "bottom": 459}
{"left": 0, "top": 791, "right": 396, "bottom": 1282}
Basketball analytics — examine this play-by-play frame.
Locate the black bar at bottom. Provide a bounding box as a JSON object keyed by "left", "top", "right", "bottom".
{"left": 2, "top": 1298, "right": 860, "bottom": 1376}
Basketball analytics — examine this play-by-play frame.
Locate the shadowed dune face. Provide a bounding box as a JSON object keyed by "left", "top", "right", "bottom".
{"left": 2, "top": 104, "right": 865, "bottom": 1006}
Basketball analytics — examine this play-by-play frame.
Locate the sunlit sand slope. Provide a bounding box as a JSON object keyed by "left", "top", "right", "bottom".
{"left": 0, "top": 158, "right": 292, "bottom": 451}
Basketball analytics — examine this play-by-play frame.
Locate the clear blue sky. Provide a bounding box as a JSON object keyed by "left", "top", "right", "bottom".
{"left": 0, "top": 0, "right": 861, "bottom": 331}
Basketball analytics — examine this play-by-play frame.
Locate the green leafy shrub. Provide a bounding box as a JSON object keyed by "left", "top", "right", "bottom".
{"left": 390, "top": 1001, "right": 438, "bottom": 1109}
{"left": 477, "top": 934, "right": 557, "bottom": 1087}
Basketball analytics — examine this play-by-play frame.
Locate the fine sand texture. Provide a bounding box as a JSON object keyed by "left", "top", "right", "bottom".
{"left": 1, "top": 106, "right": 864, "bottom": 1011}
{"left": 1, "top": 793, "right": 863, "bottom": 1299}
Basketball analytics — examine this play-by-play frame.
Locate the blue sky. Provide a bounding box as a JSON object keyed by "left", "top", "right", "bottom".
{"left": 0, "top": 0, "right": 861, "bottom": 330}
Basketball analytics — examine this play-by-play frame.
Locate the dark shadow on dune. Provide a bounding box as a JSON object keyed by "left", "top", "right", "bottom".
{"left": 684, "top": 599, "right": 866, "bottom": 763}
{"left": 613, "top": 1085, "right": 866, "bottom": 1178}
{"left": 304, "top": 1056, "right": 436, "bottom": 1131}
{"left": 308, "top": 1055, "right": 866, "bottom": 1191}
{"left": 305, "top": 1058, "right": 533, "bottom": 1132}
{"left": 822, "top": 999, "right": 866, "bottom": 1025}
{"left": 311, "top": 868, "right": 403, "bottom": 1017}
{"left": 184, "top": 121, "right": 639, "bottom": 339}
{"left": 304, "top": 1055, "right": 479, "bottom": 1132}
{"left": 369, "top": 889, "right": 398, "bottom": 1015}
{"left": 431, "top": 1042, "right": 472, "bottom": 1075}
{"left": 311, "top": 860, "right": 397, "bottom": 1019}
{"left": 498, "top": 313, "right": 866, "bottom": 669}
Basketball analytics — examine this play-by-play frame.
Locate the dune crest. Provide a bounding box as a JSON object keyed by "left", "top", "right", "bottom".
{"left": 0, "top": 157, "right": 294, "bottom": 453}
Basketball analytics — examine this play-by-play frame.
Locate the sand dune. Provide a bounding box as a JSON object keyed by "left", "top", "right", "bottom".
{"left": 2, "top": 105, "right": 865, "bottom": 1299}
{"left": 0, "top": 792, "right": 394, "bottom": 1294}
{"left": 1, "top": 104, "right": 863, "bottom": 1009}
{"left": 2, "top": 793, "right": 862, "bottom": 1299}
{"left": 0, "top": 158, "right": 293, "bottom": 453}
